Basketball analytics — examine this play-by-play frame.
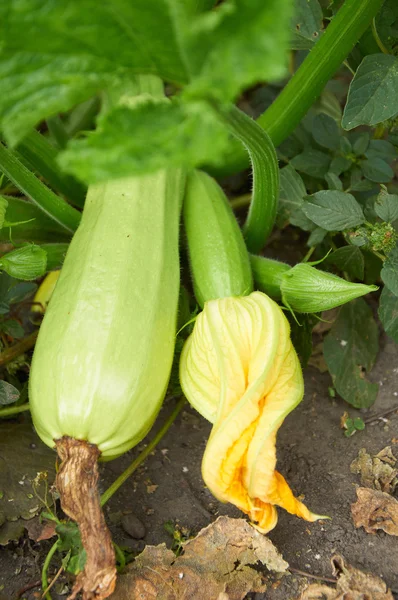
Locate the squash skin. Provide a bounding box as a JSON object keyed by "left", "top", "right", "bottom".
{"left": 29, "top": 169, "right": 184, "bottom": 459}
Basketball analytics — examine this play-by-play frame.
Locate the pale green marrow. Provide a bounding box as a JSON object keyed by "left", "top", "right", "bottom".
{"left": 29, "top": 169, "right": 184, "bottom": 459}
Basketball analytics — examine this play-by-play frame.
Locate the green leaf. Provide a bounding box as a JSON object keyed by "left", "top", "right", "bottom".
{"left": 375, "top": 0, "right": 398, "bottom": 56}
{"left": 381, "top": 244, "right": 398, "bottom": 295}
{"left": 329, "top": 155, "right": 352, "bottom": 176}
{"left": 288, "top": 313, "right": 317, "bottom": 367}
{"left": 342, "top": 54, "right": 398, "bottom": 130}
{"left": 60, "top": 99, "right": 229, "bottom": 181}
{"left": 324, "top": 299, "right": 379, "bottom": 408}
{"left": 0, "top": 0, "right": 189, "bottom": 145}
{"left": 290, "top": 149, "right": 331, "bottom": 179}
{"left": 379, "top": 286, "right": 398, "bottom": 344}
{"left": 183, "top": 0, "right": 294, "bottom": 102}
{"left": 374, "top": 187, "right": 398, "bottom": 222}
{"left": 0, "top": 319, "right": 24, "bottom": 339}
{"left": 349, "top": 168, "right": 374, "bottom": 192}
{"left": 327, "top": 246, "right": 365, "bottom": 280}
{"left": 307, "top": 226, "right": 327, "bottom": 246}
{"left": 325, "top": 172, "right": 343, "bottom": 191}
{"left": 311, "top": 113, "right": 341, "bottom": 150}
{"left": 0, "top": 381, "right": 20, "bottom": 406}
{"left": 0, "top": 245, "right": 47, "bottom": 281}
{"left": 290, "top": 0, "right": 323, "bottom": 50}
{"left": 352, "top": 132, "right": 370, "bottom": 156}
{"left": 360, "top": 158, "right": 394, "bottom": 183}
{"left": 302, "top": 190, "right": 365, "bottom": 231}
{"left": 365, "top": 139, "right": 397, "bottom": 162}
{"left": 0, "top": 274, "right": 37, "bottom": 307}
{"left": 277, "top": 165, "right": 307, "bottom": 225}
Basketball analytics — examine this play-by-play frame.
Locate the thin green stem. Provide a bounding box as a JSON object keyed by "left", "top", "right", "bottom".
{"left": 216, "top": 104, "right": 279, "bottom": 252}
{"left": 41, "top": 540, "right": 59, "bottom": 600}
{"left": 229, "top": 193, "right": 251, "bottom": 211}
{"left": 214, "top": 0, "right": 385, "bottom": 176}
{"left": 371, "top": 17, "right": 389, "bottom": 54}
{"left": 16, "top": 130, "right": 86, "bottom": 208}
{"left": 0, "top": 330, "right": 38, "bottom": 367}
{"left": 0, "top": 402, "right": 30, "bottom": 418}
{"left": 100, "top": 397, "right": 185, "bottom": 507}
{"left": 0, "top": 143, "right": 80, "bottom": 233}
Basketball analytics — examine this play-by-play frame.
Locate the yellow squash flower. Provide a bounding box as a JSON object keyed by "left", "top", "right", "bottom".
{"left": 180, "top": 291, "right": 324, "bottom": 533}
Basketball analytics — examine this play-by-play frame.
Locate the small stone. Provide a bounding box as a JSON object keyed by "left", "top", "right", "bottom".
{"left": 121, "top": 514, "right": 146, "bottom": 540}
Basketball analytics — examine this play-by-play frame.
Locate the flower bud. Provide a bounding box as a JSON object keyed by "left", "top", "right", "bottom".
{"left": 280, "top": 263, "right": 377, "bottom": 313}
{"left": 0, "top": 245, "right": 47, "bottom": 281}
{"left": 180, "top": 291, "right": 325, "bottom": 533}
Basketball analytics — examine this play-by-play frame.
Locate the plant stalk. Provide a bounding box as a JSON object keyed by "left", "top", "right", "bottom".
{"left": 100, "top": 397, "right": 185, "bottom": 506}
{"left": 0, "top": 143, "right": 80, "bottom": 233}
{"left": 214, "top": 0, "right": 385, "bottom": 176}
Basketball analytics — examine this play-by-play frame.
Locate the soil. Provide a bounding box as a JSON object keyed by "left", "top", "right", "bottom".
{"left": 1, "top": 332, "right": 398, "bottom": 600}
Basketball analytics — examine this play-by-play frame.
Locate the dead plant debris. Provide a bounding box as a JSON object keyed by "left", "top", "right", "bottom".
{"left": 350, "top": 447, "right": 398, "bottom": 493}
{"left": 351, "top": 487, "right": 398, "bottom": 536}
{"left": 299, "top": 554, "right": 394, "bottom": 599}
{"left": 112, "top": 516, "right": 288, "bottom": 600}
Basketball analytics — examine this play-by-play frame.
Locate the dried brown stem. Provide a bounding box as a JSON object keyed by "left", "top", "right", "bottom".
{"left": 55, "top": 437, "right": 116, "bottom": 600}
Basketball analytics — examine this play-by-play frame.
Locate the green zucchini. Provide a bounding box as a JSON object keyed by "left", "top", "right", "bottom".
{"left": 29, "top": 169, "right": 184, "bottom": 598}
{"left": 183, "top": 170, "right": 253, "bottom": 307}
{"left": 30, "top": 170, "right": 184, "bottom": 458}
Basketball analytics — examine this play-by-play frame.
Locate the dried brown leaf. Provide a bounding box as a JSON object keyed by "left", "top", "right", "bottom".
{"left": 25, "top": 517, "right": 57, "bottom": 542}
{"left": 112, "top": 516, "right": 288, "bottom": 600}
{"left": 351, "top": 487, "right": 398, "bottom": 536}
{"left": 350, "top": 447, "right": 398, "bottom": 494}
{"left": 299, "top": 554, "right": 394, "bottom": 599}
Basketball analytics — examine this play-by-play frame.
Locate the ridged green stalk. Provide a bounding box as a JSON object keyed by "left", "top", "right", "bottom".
{"left": 214, "top": 0, "right": 385, "bottom": 176}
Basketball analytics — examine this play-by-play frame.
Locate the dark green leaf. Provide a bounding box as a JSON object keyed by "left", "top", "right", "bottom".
{"left": 307, "top": 226, "right": 327, "bottom": 246}
{"left": 0, "top": 381, "right": 20, "bottom": 406}
{"left": 290, "top": 149, "right": 331, "bottom": 179}
{"left": 352, "top": 132, "right": 370, "bottom": 156}
{"left": 342, "top": 54, "right": 398, "bottom": 130}
{"left": 288, "top": 313, "right": 316, "bottom": 367}
{"left": 0, "top": 319, "right": 24, "bottom": 339}
{"left": 41, "top": 243, "right": 69, "bottom": 271}
{"left": 327, "top": 246, "right": 364, "bottom": 280}
{"left": 290, "top": 207, "right": 317, "bottom": 231}
{"left": 379, "top": 285, "right": 398, "bottom": 344}
{"left": 381, "top": 244, "right": 398, "bottom": 295}
{"left": 59, "top": 99, "right": 229, "bottom": 181}
{"left": 340, "top": 137, "right": 352, "bottom": 154}
{"left": 361, "top": 158, "right": 394, "bottom": 183}
{"left": 325, "top": 172, "right": 343, "bottom": 191}
{"left": 349, "top": 168, "right": 374, "bottom": 192}
{"left": 0, "top": 0, "right": 189, "bottom": 144}
{"left": 365, "top": 139, "right": 397, "bottom": 161}
{"left": 329, "top": 156, "right": 352, "bottom": 176}
{"left": 302, "top": 190, "right": 365, "bottom": 231}
{"left": 374, "top": 188, "right": 398, "bottom": 222}
{"left": 362, "top": 250, "right": 383, "bottom": 285}
{"left": 375, "top": 0, "right": 398, "bottom": 56}
{"left": 324, "top": 299, "right": 379, "bottom": 408}
{"left": 312, "top": 113, "right": 340, "bottom": 150}
{"left": 290, "top": 0, "right": 323, "bottom": 50}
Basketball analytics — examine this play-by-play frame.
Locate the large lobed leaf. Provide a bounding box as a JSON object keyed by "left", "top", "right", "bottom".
{"left": 0, "top": 0, "right": 190, "bottom": 145}
{"left": 0, "top": 0, "right": 293, "bottom": 169}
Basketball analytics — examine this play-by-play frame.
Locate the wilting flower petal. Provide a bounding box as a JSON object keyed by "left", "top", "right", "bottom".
{"left": 180, "top": 291, "right": 325, "bottom": 533}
